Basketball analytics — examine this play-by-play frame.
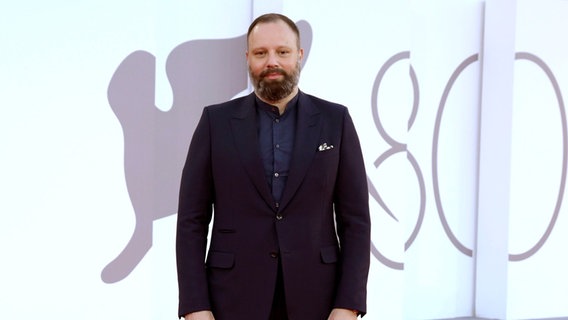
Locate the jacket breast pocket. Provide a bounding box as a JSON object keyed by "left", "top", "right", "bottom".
{"left": 312, "top": 148, "right": 340, "bottom": 171}
{"left": 314, "top": 147, "right": 339, "bottom": 159}
{"left": 206, "top": 251, "right": 235, "bottom": 269}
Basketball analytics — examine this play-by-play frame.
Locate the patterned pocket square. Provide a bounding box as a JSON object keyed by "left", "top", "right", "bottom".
{"left": 317, "top": 143, "right": 334, "bottom": 151}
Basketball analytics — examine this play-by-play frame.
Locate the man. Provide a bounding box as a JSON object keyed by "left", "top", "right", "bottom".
{"left": 176, "top": 13, "right": 371, "bottom": 320}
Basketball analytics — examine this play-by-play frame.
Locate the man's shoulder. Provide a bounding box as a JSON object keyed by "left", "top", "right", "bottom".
{"left": 203, "top": 93, "right": 254, "bottom": 116}
{"left": 208, "top": 93, "right": 251, "bottom": 109}
{"left": 299, "top": 91, "right": 348, "bottom": 114}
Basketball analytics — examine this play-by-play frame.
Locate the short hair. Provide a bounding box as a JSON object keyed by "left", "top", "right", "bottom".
{"left": 247, "top": 13, "right": 301, "bottom": 49}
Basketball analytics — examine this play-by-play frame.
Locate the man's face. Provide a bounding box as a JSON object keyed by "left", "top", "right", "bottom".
{"left": 246, "top": 20, "right": 304, "bottom": 102}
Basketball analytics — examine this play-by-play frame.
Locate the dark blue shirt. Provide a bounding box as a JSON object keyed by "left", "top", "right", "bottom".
{"left": 255, "top": 93, "right": 299, "bottom": 207}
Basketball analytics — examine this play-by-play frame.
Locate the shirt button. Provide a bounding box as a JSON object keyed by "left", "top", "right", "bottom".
{"left": 275, "top": 144, "right": 280, "bottom": 149}
{"left": 275, "top": 118, "right": 280, "bottom": 123}
{"left": 274, "top": 172, "right": 279, "bottom": 178}
{"left": 276, "top": 214, "right": 283, "bottom": 220}
{"left": 270, "top": 252, "right": 279, "bottom": 258}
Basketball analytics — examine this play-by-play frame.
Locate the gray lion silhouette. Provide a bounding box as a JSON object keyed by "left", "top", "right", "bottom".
{"left": 103, "top": 21, "right": 312, "bottom": 283}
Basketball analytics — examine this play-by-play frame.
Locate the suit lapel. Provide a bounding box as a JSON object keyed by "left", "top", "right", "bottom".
{"left": 279, "top": 92, "right": 321, "bottom": 211}
{"left": 230, "top": 93, "right": 275, "bottom": 211}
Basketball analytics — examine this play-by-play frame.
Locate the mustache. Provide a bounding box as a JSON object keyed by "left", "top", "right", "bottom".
{"left": 260, "top": 68, "right": 287, "bottom": 78}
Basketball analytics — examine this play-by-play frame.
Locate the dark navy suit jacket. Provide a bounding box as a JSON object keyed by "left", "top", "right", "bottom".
{"left": 176, "top": 91, "right": 371, "bottom": 320}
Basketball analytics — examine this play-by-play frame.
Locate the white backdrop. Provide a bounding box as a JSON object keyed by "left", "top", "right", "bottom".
{"left": 1, "top": 0, "right": 567, "bottom": 319}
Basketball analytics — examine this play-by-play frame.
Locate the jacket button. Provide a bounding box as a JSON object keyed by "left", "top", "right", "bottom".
{"left": 276, "top": 214, "right": 283, "bottom": 220}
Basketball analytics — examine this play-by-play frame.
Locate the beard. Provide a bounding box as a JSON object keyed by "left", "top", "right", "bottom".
{"left": 249, "top": 62, "right": 301, "bottom": 102}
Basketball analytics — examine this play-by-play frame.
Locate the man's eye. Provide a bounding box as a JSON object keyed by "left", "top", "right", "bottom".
{"left": 255, "top": 52, "right": 266, "bottom": 57}
{"left": 279, "top": 50, "right": 290, "bottom": 55}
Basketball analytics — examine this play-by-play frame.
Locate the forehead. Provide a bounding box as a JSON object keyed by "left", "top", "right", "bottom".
{"left": 248, "top": 20, "right": 298, "bottom": 49}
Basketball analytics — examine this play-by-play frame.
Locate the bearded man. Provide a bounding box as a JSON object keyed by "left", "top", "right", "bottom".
{"left": 176, "top": 13, "right": 371, "bottom": 320}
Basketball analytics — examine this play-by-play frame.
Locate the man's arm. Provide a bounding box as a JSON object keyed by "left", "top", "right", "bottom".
{"left": 332, "top": 109, "right": 371, "bottom": 316}
{"left": 176, "top": 109, "right": 215, "bottom": 317}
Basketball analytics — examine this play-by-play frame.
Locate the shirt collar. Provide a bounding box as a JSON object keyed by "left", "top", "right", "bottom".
{"left": 255, "top": 91, "right": 300, "bottom": 118}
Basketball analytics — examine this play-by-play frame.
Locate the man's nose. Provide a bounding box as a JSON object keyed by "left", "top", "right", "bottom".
{"left": 266, "top": 52, "right": 280, "bottom": 68}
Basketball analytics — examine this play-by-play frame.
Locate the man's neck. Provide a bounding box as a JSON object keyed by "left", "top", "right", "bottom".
{"left": 256, "top": 87, "right": 298, "bottom": 115}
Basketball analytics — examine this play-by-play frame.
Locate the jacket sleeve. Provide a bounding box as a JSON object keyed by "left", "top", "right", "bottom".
{"left": 176, "top": 108, "right": 214, "bottom": 317}
{"left": 332, "top": 108, "right": 371, "bottom": 316}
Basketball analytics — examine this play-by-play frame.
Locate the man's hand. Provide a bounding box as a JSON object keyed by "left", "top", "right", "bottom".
{"left": 327, "top": 308, "right": 358, "bottom": 320}
{"left": 183, "top": 310, "right": 215, "bottom": 320}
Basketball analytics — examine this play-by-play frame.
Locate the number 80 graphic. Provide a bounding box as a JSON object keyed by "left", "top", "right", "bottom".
{"left": 368, "top": 51, "right": 566, "bottom": 270}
